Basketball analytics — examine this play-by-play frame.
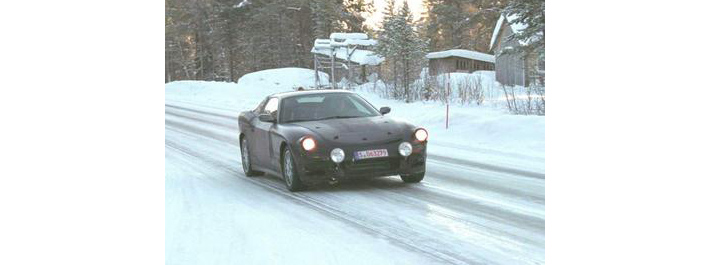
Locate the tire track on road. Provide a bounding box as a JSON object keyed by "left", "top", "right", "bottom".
{"left": 165, "top": 136, "right": 484, "bottom": 265}
{"left": 166, "top": 110, "right": 544, "bottom": 222}
{"left": 166, "top": 120, "right": 544, "bottom": 264}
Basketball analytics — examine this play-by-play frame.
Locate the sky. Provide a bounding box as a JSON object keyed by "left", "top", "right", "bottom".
{"left": 364, "top": 0, "right": 424, "bottom": 30}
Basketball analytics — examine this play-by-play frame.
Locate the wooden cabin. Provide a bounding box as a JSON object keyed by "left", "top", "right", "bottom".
{"left": 426, "top": 49, "right": 495, "bottom": 76}
{"left": 311, "top": 34, "right": 383, "bottom": 89}
{"left": 489, "top": 14, "right": 544, "bottom": 87}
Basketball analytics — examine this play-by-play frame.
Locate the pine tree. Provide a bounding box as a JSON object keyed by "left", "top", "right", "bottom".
{"left": 342, "top": 0, "right": 374, "bottom": 32}
{"left": 311, "top": 0, "right": 343, "bottom": 38}
{"left": 374, "top": 0, "right": 400, "bottom": 96}
{"left": 423, "top": 0, "right": 507, "bottom": 52}
{"left": 503, "top": 0, "right": 544, "bottom": 55}
{"left": 165, "top": 0, "right": 364, "bottom": 82}
{"left": 397, "top": 1, "right": 427, "bottom": 102}
{"left": 375, "top": 0, "right": 427, "bottom": 102}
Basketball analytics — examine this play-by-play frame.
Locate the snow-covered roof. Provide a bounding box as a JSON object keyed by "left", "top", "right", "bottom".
{"left": 426, "top": 49, "right": 495, "bottom": 63}
{"left": 312, "top": 35, "right": 383, "bottom": 66}
{"left": 342, "top": 39, "right": 377, "bottom": 46}
{"left": 489, "top": 14, "right": 529, "bottom": 51}
{"left": 311, "top": 45, "right": 384, "bottom": 66}
{"left": 313, "top": 39, "right": 331, "bottom": 49}
{"left": 329, "top": 38, "right": 378, "bottom": 47}
{"left": 329, "top": 33, "right": 368, "bottom": 40}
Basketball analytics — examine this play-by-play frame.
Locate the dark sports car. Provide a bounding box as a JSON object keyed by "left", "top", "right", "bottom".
{"left": 238, "top": 90, "right": 428, "bottom": 191}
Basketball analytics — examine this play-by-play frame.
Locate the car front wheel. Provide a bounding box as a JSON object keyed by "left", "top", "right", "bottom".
{"left": 241, "top": 137, "right": 258, "bottom": 177}
{"left": 400, "top": 172, "right": 425, "bottom": 183}
{"left": 282, "top": 148, "right": 305, "bottom": 191}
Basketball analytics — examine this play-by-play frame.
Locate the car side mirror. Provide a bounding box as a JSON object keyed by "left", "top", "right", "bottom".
{"left": 258, "top": 113, "right": 276, "bottom": 123}
{"left": 379, "top": 107, "right": 391, "bottom": 115}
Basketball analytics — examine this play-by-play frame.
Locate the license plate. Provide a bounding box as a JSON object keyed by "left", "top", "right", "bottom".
{"left": 354, "top": 149, "right": 389, "bottom": 160}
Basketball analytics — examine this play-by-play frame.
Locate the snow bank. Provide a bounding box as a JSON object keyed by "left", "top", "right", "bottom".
{"left": 166, "top": 67, "right": 328, "bottom": 111}
{"left": 237, "top": 67, "right": 329, "bottom": 92}
{"left": 352, "top": 83, "right": 544, "bottom": 170}
{"left": 426, "top": 49, "right": 495, "bottom": 63}
{"left": 165, "top": 81, "right": 243, "bottom": 110}
{"left": 427, "top": 71, "right": 501, "bottom": 100}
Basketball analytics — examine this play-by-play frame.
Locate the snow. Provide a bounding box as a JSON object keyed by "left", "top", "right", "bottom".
{"left": 234, "top": 0, "right": 250, "bottom": 8}
{"left": 342, "top": 39, "right": 377, "bottom": 46}
{"left": 489, "top": 15, "right": 506, "bottom": 50}
{"left": 418, "top": 71, "right": 506, "bottom": 103}
{"left": 165, "top": 67, "right": 545, "bottom": 264}
{"left": 165, "top": 140, "right": 436, "bottom": 265}
{"left": 236, "top": 67, "right": 328, "bottom": 90}
{"left": 165, "top": 68, "right": 328, "bottom": 110}
{"left": 329, "top": 32, "right": 369, "bottom": 40}
{"left": 165, "top": 120, "right": 544, "bottom": 264}
{"left": 506, "top": 14, "right": 528, "bottom": 34}
{"left": 313, "top": 38, "right": 331, "bottom": 49}
{"left": 426, "top": 49, "right": 495, "bottom": 63}
{"left": 312, "top": 37, "right": 383, "bottom": 66}
{"left": 311, "top": 45, "right": 384, "bottom": 66}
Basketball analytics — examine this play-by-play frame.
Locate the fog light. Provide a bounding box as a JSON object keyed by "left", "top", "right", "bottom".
{"left": 398, "top": 142, "right": 412, "bottom": 156}
{"left": 330, "top": 148, "right": 345, "bottom": 163}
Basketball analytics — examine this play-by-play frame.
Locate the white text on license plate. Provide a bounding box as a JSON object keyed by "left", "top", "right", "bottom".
{"left": 354, "top": 149, "right": 389, "bottom": 160}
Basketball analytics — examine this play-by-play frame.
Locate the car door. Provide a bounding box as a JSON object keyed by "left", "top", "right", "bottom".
{"left": 252, "top": 97, "right": 279, "bottom": 169}
{"left": 241, "top": 98, "right": 266, "bottom": 163}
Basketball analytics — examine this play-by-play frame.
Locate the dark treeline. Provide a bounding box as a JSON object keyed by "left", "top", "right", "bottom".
{"left": 165, "top": 0, "right": 543, "bottom": 83}
{"left": 165, "top": 0, "right": 374, "bottom": 82}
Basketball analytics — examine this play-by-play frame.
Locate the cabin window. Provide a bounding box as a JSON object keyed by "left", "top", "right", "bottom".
{"left": 456, "top": 60, "right": 470, "bottom": 70}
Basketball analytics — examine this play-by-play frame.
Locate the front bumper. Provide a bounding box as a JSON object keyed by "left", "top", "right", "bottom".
{"left": 293, "top": 142, "right": 426, "bottom": 185}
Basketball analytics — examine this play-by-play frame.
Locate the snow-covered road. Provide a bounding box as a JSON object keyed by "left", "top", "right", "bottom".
{"left": 165, "top": 102, "right": 545, "bottom": 265}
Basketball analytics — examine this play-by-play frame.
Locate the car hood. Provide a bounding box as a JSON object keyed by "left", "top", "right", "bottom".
{"left": 293, "top": 116, "right": 408, "bottom": 145}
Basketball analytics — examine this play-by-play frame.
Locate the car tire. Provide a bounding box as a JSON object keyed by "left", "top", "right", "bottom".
{"left": 400, "top": 172, "right": 425, "bottom": 183}
{"left": 282, "top": 147, "right": 305, "bottom": 191}
{"left": 240, "top": 137, "right": 258, "bottom": 177}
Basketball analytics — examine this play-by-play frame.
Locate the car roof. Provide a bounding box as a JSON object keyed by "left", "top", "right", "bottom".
{"left": 270, "top": 89, "right": 354, "bottom": 99}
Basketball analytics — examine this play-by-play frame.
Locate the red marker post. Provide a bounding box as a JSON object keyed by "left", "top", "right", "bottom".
{"left": 445, "top": 73, "right": 450, "bottom": 130}
{"left": 446, "top": 104, "right": 449, "bottom": 129}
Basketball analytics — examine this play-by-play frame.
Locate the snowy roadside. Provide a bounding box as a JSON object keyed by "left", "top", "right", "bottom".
{"left": 165, "top": 67, "right": 544, "bottom": 174}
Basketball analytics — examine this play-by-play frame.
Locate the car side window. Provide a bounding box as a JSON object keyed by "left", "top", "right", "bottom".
{"left": 263, "top": 98, "right": 279, "bottom": 115}
{"left": 254, "top": 98, "right": 267, "bottom": 113}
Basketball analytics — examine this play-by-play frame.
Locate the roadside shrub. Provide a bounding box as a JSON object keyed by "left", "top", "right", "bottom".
{"left": 458, "top": 75, "right": 485, "bottom": 105}
{"left": 502, "top": 85, "right": 545, "bottom": 115}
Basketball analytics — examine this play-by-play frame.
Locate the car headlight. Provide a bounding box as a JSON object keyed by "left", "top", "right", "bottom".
{"left": 414, "top": 128, "right": 428, "bottom": 142}
{"left": 302, "top": 137, "right": 316, "bottom": 151}
{"left": 398, "top": 142, "right": 412, "bottom": 156}
{"left": 330, "top": 148, "right": 345, "bottom": 163}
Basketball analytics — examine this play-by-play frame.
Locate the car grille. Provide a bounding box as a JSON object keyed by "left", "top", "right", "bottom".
{"left": 346, "top": 157, "right": 398, "bottom": 173}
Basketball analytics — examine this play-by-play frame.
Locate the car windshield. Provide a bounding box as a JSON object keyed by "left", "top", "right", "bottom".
{"left": 280, "top": 93, "right": 381, "bottom": 123}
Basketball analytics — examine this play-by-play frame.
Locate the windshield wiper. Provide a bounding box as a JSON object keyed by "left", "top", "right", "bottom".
{"left": 284, "top": 119, "right": 315, "bottom": 123}
{"left": 285, "top": 115, "right": 366, "bottom": 123}
{"left": 318, "top": 115, "right": 362, "bottom": 120}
